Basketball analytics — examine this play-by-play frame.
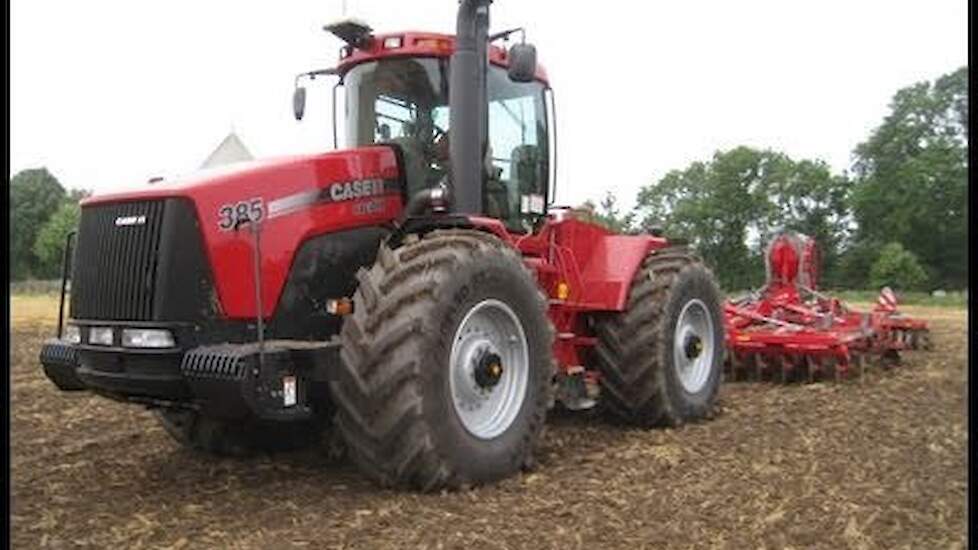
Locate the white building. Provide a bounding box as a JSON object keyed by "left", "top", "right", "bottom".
{"left": 200, "top": 132, "right": 254, "bottom": 169}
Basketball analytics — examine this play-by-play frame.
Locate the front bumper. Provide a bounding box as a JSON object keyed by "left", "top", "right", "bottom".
{"left": 40, "top": 339, "right": 86, "bottom": 391}
{"left": 39, "top": 339, "right": 339, "bottom": 421}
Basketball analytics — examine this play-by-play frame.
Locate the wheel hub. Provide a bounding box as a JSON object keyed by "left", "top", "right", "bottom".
{"left": 673, "top": 299, "right": 715, "bottom": 394}
{"left": 449, "top": 299, "right": 529, "bottom": 440}
{"left": 473, "top": 351, "right": 504, "bottom": 390}
{"left": 683, "top": 334, "right": 703, "bottom": 360}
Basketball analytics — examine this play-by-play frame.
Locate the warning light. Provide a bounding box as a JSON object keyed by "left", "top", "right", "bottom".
{"left": 415, "top": 37, "right": 453, "bottom": 52}
{"left": 326, "top": 298, "right": 354, "bottom": 316}
{"left": 556, "top": 282, "right": 570, "bottom": 301}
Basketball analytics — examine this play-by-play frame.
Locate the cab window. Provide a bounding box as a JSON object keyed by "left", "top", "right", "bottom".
{"left": 485, "top": 67, "right": 549, "bottom": 232}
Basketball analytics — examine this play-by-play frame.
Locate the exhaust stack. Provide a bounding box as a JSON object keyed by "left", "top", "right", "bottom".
{"left": 448, "top": 0, "right": 491, "bottom": 214}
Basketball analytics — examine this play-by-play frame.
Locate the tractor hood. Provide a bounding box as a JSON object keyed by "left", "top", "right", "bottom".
{"left": 79, "top": 146, "right": 403, "bottom": 319}
{"left": 82, "top": 146, "right": 401, "bottom": 212}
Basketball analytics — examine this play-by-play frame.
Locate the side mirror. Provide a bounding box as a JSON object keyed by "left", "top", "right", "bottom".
{"left": 507, "top": 42, "right": 537, "bottom": 83}
{"left": 293, "top": 86, "right": 307, "bottom": 120}
{"left": 292, "top": 68, "right": 338, "bottom": 121}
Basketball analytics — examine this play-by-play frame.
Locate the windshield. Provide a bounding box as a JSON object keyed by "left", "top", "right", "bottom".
{"left": 343, "top": 56, "right": 549, "bottom": 231}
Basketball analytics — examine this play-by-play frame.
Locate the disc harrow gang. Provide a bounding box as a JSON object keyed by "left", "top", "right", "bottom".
{"left": 723, "top": 232, "right": 932, "bottom": 383}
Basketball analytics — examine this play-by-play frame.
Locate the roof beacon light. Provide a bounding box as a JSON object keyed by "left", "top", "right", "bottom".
{"left": 383, "top": 36, "right": 403, "bottom": 49}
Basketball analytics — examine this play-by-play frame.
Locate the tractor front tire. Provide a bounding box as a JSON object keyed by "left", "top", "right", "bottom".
{"left": 156, "top": 409, "right": 327, "bottom": 457}
{"left": 331, "top": 230, "right": 554, "bottom": 491}
{"left": 591, "top": 246, "right": 724, "bottom": 427}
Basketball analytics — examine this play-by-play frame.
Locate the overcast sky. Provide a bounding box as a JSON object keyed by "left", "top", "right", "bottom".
{"left": 10, "top": 1, "right": 967, "bottom": 209}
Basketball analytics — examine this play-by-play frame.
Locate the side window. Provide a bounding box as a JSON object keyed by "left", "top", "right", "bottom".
{"left": 486, "top": 71, "right": 548, "bottom": 231}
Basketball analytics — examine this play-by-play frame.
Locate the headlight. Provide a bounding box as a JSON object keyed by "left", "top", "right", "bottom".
{"left": 122, "top": 328, "right": 175, "bottom": 349}
{"left": 63, "top": 325, "right": 81, "bottom": 344}
{"left": 89, "top": 327, "right": 114, "bottom": 346}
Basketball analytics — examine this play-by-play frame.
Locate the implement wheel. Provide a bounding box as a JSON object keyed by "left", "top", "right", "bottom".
{"left": 590, "top": 246, "right": 725, "bottom": 427}
{"left": 330, "top": 230, "right": 554, "bottom": 491}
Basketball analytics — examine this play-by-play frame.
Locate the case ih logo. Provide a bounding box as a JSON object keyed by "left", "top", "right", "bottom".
{"left": 329, "top": 179, "right": 387, "bottom": 202}
{"left": 114, "top": 215, "right": 147, "bottom": 227}
{"left": 265, "top": 178, "right": 400, "bottom": 221}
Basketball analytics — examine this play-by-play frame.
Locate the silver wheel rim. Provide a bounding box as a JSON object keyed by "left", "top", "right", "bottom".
{"left": 673, "top": 298, "right": 715, "bottom": 394}
{"left": 449, "top": 299, "right": 529, "bottom": 440}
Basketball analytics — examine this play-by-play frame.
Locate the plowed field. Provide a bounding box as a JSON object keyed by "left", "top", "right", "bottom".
{"left": 10, "top": 296, "right": 968, "bottom": 549}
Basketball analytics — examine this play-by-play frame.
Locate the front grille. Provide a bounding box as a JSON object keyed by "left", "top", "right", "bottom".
{"left": 70, "top": 200, "right": 166, "bottom": 320}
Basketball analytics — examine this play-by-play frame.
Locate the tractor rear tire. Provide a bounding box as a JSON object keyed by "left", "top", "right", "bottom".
{"left": 330, "top": 229, "right": 554, "bottom": 491}
{"left": 590, "top": 246, "right": 724, "bottom": 427}
{"left": 156, "top": 409, "right": 327, "bottom": 457}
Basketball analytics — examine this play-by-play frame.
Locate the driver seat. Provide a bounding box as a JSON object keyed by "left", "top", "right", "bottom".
{"left": 387, "top": 131, "right": 429, "bottom": 198}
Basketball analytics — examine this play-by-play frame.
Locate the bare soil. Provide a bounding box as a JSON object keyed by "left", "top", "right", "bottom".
{"left": 10, "top": 298, "right": 968, "bottom": 549}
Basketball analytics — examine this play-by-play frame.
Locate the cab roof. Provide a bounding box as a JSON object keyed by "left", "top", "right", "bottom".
{"left": 335, "top": 31, "right": 549, "bottom": 85}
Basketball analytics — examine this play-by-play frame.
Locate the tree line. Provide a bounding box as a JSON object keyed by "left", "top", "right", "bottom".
{"left": 9, "top": 67, "right": 967, "bottom": 291}
{"left": 9, "top": 168, "right": 88, "bottom": 280}
{"left": 580, "top": 66, "right": 967, "bottom": 291}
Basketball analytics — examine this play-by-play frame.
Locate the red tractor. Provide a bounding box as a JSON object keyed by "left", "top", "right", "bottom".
{"left": 40, "top": 1, "right": 725, "bottom": 490}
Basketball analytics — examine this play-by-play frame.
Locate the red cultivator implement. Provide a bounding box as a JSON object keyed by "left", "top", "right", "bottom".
{"left": 724, "top": 232, "right": 932, "bottom": 382}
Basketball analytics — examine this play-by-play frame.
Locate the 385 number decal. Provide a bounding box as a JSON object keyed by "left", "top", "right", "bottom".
{"left": 217, "top": 198, "right": 264, "bottom": 230}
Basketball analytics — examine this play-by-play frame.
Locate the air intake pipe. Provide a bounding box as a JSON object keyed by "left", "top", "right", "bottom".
{"left": 448, "top": 0, "right": 491, "bottom": 214}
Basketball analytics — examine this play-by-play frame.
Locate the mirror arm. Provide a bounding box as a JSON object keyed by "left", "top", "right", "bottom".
{"left": 489, "top": 27, "right": 525, "bottom": 43}
{"left": 302, "top": 67, "right": 339, "bottom": 80}
{"left": 293, "top": 67, "right": 340, "bottom": 123}
{"left": 295, "top": 67, "right": 339, "bottom": 86}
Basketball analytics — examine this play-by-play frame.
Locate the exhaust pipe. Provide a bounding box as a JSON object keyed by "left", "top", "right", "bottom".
{"left": 401, "top": 185, "right": 452, "bottom": 220}
{"left": 449, "top": 0, "right": 491, "bottom": 215}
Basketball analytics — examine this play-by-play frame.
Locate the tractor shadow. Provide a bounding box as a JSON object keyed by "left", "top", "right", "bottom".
{"left": 132, "top": 405, "right": 635, "bottom": 500}
{"left": 137, "top": 434, "right": 380, "bottom": 500}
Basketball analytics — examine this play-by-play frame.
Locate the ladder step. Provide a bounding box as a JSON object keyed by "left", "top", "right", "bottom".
{"left": 556, "top": 333, "right": 598, "bottom": 346}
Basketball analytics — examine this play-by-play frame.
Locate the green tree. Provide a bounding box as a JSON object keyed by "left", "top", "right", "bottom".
{"left": 9, "top": 168, "right": 67, "bottom": 279}
{"left": 68, "top": 188, "right": 93, "bottom": 202}
{"left": 634, "top": 147, "right": 850, "bottom": 290}
{"left": 869, "top": 242, "right": 928, "bottom": 291}
{"left": 33, "top": 201, "right": 81, "bottom": 278}
{"left": 835, "top": 239, "right": 879, "bottom": 289}
{"left": 850, "top": 66, "right": 968, "bottom": 289}
{"left": 577, "top": 191, "right": 635, "bottom": 233}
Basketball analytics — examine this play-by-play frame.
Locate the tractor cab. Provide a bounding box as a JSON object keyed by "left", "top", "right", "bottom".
{"left": 296, "top": 26, "right": 554, "bottom": 234}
